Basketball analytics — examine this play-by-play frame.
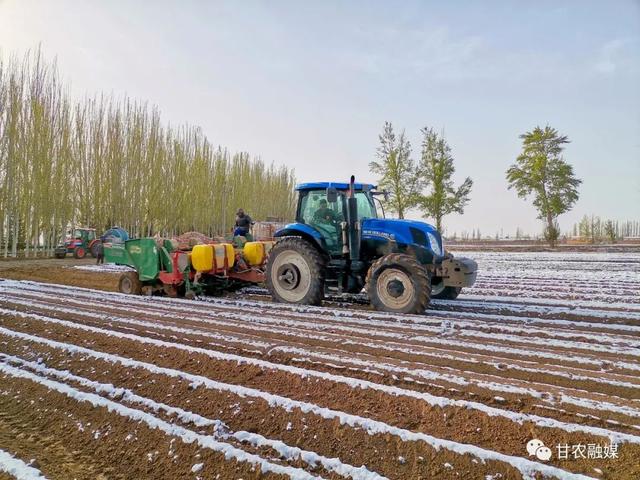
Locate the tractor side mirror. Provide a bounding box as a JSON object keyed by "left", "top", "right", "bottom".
{"left": 326, "top": 187, "right": 338, "bottom": 203}
{"left": 383, "top": 190, "right": 390, "bottom": 202}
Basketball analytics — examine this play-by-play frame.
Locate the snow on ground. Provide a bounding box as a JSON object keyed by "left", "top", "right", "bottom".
{"left": 0, "top": 250, "right": 638, "bottom": 478}
{"left": 0, "top": 449, "right": 48, "bottom": 480}
{"left": 71, "top": 264, "right": 134, "bottom": 273}
{"left": 453, "top": 250, "right": 640, "bottom": 284}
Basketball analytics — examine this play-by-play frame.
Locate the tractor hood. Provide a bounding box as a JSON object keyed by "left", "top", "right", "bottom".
{"left": 361, "top": 218, "right": 444, "bottom": 257}
{"left": 58, "top": 236, "right": 80, "bottom": 248}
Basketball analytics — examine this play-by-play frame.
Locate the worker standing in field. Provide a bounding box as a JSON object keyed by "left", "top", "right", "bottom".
{"left": 96, "top": 238, "right": 105, "bottom": 265}
{"left": 234, "top": 209, "right": 254, "bottom": 238}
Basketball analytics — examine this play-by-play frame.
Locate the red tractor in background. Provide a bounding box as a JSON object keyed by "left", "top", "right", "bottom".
{"left": 54, "top": 227, "right": 101, "bottom": 259}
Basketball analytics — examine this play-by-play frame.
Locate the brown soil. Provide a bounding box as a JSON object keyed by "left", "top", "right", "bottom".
{"left": 0, "top": 373, "right": 288, "bottom": 480}
{"left": 0, "top": 257, "right": 120, "bottom": 292}
{"left": 0, "top": 255, "right": 638, "bottom": 479}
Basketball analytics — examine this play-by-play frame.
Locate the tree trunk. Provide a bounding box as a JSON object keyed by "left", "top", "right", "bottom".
{"left": 546, "top": 213, "right": 555, "bottom": 248}
{"left": 11, "top": 216, "right": 18, "bottom": 258}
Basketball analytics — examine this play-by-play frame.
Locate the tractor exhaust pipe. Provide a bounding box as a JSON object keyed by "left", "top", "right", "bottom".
{"left": 347, "top": 175, "right": 360, "bottom": 261}
{"left": 341, "top": 222, "right": 349, "bottom": 255}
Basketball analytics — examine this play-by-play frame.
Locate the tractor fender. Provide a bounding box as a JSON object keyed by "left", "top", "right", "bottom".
{"left": 274, "top": 224, "right": 326, "bottom": 252}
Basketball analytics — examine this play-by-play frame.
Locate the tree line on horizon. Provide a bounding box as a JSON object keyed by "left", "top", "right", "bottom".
{"left": 370, "top": 122, "right": 585, "bottom": 247}
{"left": 571, "top": 216, "right": 640, "bottom": 243}
{"left": 445, "top": 217, "right": 640, "bottom": 243}
{"left": 0, "top": 50, "right": 296, "bottom": 257}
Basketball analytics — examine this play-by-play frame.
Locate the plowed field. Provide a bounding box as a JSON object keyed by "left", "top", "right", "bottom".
{"left": 0, "top": 251, "right": 638, "bottom": 479}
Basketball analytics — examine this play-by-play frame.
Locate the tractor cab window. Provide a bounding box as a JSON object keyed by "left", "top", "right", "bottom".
{"left": 73, "top": 229, "right": 83, "bottom": 239}
{"left": 354, "top": 192, "right": 377, "bottom": 221}
{"left": 298, "top": 190, "right": 343, "bottom": 254}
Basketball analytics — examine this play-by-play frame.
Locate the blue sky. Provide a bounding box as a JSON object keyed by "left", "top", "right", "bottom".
{"left": 1, "top": 0, "right": 638, "bottom": 236}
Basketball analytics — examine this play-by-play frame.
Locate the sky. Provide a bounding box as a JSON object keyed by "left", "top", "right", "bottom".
{"left": 1, "top": 0, "right": 639, "bottom": 236}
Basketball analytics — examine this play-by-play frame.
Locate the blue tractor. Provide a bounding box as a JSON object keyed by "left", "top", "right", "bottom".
{"left": 265, "top": 177, "right": 477, "bottom": 314}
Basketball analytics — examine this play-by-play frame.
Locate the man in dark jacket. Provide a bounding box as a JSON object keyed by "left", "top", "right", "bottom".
{"left": 96, "top": 238, "right": 105, "bottom": 265}
{"left": 313, "top": 199, "right": 337, "bottom": 224}
{"left": 234, "top": 209, "right": 253, "bottom": 237}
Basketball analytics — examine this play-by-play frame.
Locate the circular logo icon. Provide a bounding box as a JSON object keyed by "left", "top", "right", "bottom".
{"left": 526, "top": 439, "right": 552, "bottom": 462}
{"left": 536, "top": 446, "right": 552, "bottom": 461}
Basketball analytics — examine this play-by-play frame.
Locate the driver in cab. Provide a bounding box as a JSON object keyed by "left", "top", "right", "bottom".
{"left": 313, "top": 199, "right": 336, "bottom": 224}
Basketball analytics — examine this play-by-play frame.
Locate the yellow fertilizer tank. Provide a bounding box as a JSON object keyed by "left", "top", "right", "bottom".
{"left": 191, "top": 245, "right": 212, "bottom": 271}
{"left": 191, "top": 243, "right": 235, "bottom": 271}
{"left": 214, "top": 243, "right": 235, "bottom": 269}
{"left": 243, "top": 241, "right": 274, "bottom": 266}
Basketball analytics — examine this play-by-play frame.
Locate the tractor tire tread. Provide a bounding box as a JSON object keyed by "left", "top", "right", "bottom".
{"left": 266, "top": 237, "right": 325, "bottom": 306}
{"left": 432, "top": 286, "right": 461, "bottom": 300}
{"left": 366, "top": 253, "right": 431, "bottom": 314}
{"left": 118, "top": 272, "right": 142, "bottom": 295}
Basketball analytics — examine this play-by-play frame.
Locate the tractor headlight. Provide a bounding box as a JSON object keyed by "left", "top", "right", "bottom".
{"left": 427, "top": 232, "right": 443, "bottom": 257}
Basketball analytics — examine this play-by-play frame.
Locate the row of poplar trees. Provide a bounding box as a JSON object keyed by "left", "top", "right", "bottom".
{"left": 571, "top": 216, "right": 640, "bottom": 243}
{"left": 0, "top": 50, "right": 296, "bottom": 257}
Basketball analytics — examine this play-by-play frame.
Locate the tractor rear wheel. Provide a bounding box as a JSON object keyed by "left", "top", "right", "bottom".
{"left": 89, "top": 241, "right": 100, "bottom": 258}
{"left": 118, "top": 272, "right": 142, "bottom": 295}
{"left": 73, "top": 247, "right": 86, "bottom": 259}
{"left": 366, "top": 253, "right": 431, "bottom": 314}
{"left": 266, "top": 237, "right": 325, "bottom": 306}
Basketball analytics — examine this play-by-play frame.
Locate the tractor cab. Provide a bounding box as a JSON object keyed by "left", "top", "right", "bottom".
{"left": 73, "top": 228, "right": 96, "bottom": 243}
{"left": 296, "top": 182, "right": 378, "bottom": 255}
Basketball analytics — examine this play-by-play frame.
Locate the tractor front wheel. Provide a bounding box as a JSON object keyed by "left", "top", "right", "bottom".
{"left": 432, "top": 285, "right": 462, "bottom": 300}
{"left": 73, "top": 247, "right": 86, "bottom": 259}
{"left": 366, "top": 253, "right": 431, "bottom": 314}
{"left": 118, "top": 272, "right": 142, "bottom": 295}
{"left": 266, "top": 237, "right": 325, "bottom": 306}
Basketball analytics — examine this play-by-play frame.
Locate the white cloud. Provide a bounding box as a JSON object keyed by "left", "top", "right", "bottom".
{"left": 593, "top": 37, "right": 638, "bottom": 75}
{"left": 341, "top": 23, "right": 577, "bottom": 84}
{"left": 341, "top": 24, "right": 490, "bottom": 81}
